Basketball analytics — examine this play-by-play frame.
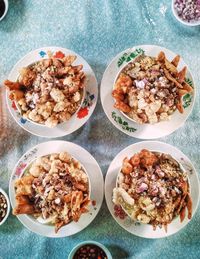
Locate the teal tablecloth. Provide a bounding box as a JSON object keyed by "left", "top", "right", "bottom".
{"left": 0, "top": 0, "right": 200, "bottom": 258}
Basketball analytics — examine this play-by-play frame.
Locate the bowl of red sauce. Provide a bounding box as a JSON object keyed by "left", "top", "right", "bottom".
{"left": 172, "top": 0, "right": 200, "bottom": 26}
{"left": 68, "top": 241, "right": 112, "bottom": 259}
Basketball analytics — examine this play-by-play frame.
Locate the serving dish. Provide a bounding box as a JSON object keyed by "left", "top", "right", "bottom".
{"left": 101, "top": 45, "right": 195, "bottom": 139}
{"left": 5, "top": 46, "right": 98, "bottom": 138}
{"left": 105, "top": 141, "right": 199, "bottom": 238}
{"left": 9, "top": 141, "right": 104, "bottom": 238}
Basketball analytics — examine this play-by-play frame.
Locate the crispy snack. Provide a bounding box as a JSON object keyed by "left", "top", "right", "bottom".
{"left": 112, "top": 51, "right": 193, "bottom": 124}
{"left": 113, "top": 150, "right": 192, "bottom": 231}
{"left": 4, "top": 55, "right": 86, "bottom": 128}
{"left": 13, "top": 152, "right": 90, "bottom": 233}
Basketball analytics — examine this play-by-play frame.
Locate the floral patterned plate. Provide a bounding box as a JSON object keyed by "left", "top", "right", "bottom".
{"left": 105, "top": 141, "right": 199, "bottom": 238}
{"left": 9, "top": 141, "right": 104, "bottom": 238}
{"left": 6, "top": 46, "right": 98, "bottom": 138}
{"left": 100, "top": 45, "right": 195, "bottom": 139}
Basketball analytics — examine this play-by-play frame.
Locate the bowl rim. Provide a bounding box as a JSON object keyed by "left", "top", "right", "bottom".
{"left": 68, "top": 240, "right": 112, "bottom": 259}
{"left": 115, "top": 150, "right": 191, "bottom": 224}
{"left": 0, "top": 187, "right": 10, "bottom": 226}
{"left": 0, "top": 0, "right": 9, "bottom": 22}
{"left": 171, "top": 0, "right": 200, "bottom": 27}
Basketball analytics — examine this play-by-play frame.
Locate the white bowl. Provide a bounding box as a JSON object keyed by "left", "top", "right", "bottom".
{"left": 0, "top": 188, "right": 10, "bottom": 226}
{"left": 115, "top": 151, "right": 191, "bottom": 223}
{"left": 172, "top": 0, "right": 200, "bottom": 26}
{"left": 102, "top": 45, "right": 195, "bottom": 139}
{"left": 105, "top": 141, "right": 200, "bottom": 238}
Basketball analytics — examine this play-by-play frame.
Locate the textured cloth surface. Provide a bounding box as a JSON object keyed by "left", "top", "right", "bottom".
{"left": 0, "top": 0, "right": 200, "bottom": 258}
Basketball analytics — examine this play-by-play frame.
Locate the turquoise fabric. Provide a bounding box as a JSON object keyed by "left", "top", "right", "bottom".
{"left": 0, "top": 0, "right": 200, "bottom": 258}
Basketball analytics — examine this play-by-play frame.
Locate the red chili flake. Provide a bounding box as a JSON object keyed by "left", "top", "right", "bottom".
{"left": 12, "top": 101, "right": 17, "bottom": 110}
{"left": 92, "top": 200, "right": 96, "bottom": 206}
{"left": 77, "top": 107, "right": 89, "bottom": 119}
{"left": 53, "top": 51, "right": 65, "bottom": 59}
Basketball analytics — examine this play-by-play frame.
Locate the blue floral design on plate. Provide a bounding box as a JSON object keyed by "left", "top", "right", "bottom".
{"left": 39, "top": 51, "right": 47, "bottom": 58}
{"left": 20, "top": 118, "right": 27, "bottom": 124}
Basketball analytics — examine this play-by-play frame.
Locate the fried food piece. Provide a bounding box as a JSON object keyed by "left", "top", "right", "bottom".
{"left": 178, "top": 89, "right": 188, "bottom": 98}
{"left": 176, "top": 99, "right": 184, "bottom": 113}
{"left": 180, "top": 206, "right": 186, "bottom": 222}
{"left": 163, "top": 68, "right": 183, "bottom": 88}
{"left": 4, "top": 79, "right": 21, "bottom": 90}
{"left": 171, "top": 55, "right": 180, "bottom": 67}
{"left": 62, "top": 55, "right": 76, "bottom": 66}
{"left": 112, "top": 89, "right": 125, "bottom": 101}
{"left": 71, "top": 191, "right": 84, "bottom": 222}
{"left": 13, "top": 195, "right": 35, "bottom": 215}
{"left": 186, "top": 194, "right": 192, "bottom": 220}
{"left": 165, "top": 59, "right": 178, "bottom": 75}
{"left": 139, "top": 149, "right": 158, "bottom": 167}
{"left": 19, "top": 67, "right": 36, "bottom": 87}
{"left": 177, "top": 67, "right": 187, "bottom": 83}
{"left": 121, "top": 157, "right": 133, "bottom": 174}
{"left": 9, "top": 90, "right": 24, "bottom": 101}
{"left": 15, "top": 175, "right": 34, "bottom": 196}
{"left": 182, "top": 82, "right": 193, "bottom": 92}
{"left": 114, "top": 100, "right": 131, "bottom": 113}
{"left": 157, "top": 51, "right": 165, "bottom": 63}
{"left": 115, "top": 73, "right": 132, "bottom": 93}
{"left": 130, "top": 154, "right": 140, "bottom": 167}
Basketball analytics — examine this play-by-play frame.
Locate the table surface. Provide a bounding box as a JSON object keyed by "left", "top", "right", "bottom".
{"left": 0, "top": 0, "right": 200, "bottom": 258}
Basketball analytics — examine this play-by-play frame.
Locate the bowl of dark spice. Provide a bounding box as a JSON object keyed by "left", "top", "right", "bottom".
{"left": 172, "top": 0, "right": 200, "bottom": 26}
{"left": 0, "top": 0, "right": 8, "bottom": 22}
{"left": 68, "top": 241, "right": 112, "bottom": 259}
{"left": 0, "top": 188, "right": 10, "bottom": 226}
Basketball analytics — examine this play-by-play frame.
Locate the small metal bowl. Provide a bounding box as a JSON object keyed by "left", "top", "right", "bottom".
{"left": 68, "top": 241, "right": 112, "bottom": 259}
{"left": 0, "top": 188, "right": 10, "bottom": 226}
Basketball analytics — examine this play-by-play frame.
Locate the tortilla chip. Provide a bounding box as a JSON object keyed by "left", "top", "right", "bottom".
{"left": 171, "top": 55, "right": 180, "bottom": 67}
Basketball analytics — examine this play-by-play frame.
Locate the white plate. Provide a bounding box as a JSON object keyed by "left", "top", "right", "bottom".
{"left": 9, "top": 141, "right": 104, "bottom": 238}
{"left": 105, "top": 141, "right": 199, "bottom": 238}
{"left": 6, "top": 46, "right": 98, "bottom": 138}
{"left": 100, "top": 45, "right": 195, "bottom": 139}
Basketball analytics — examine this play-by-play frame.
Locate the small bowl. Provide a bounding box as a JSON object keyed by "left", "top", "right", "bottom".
{"left": 172, "top": 0, "right": 200, "bottom": 26}
{"left": 68, "top": 241, "right": 112, "bottom": 259}
{"left": 0, "top": 0, "right": 9, "bottom": 22}
{"left": 0, "top": 188, "right": 10, "bottom": 226}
